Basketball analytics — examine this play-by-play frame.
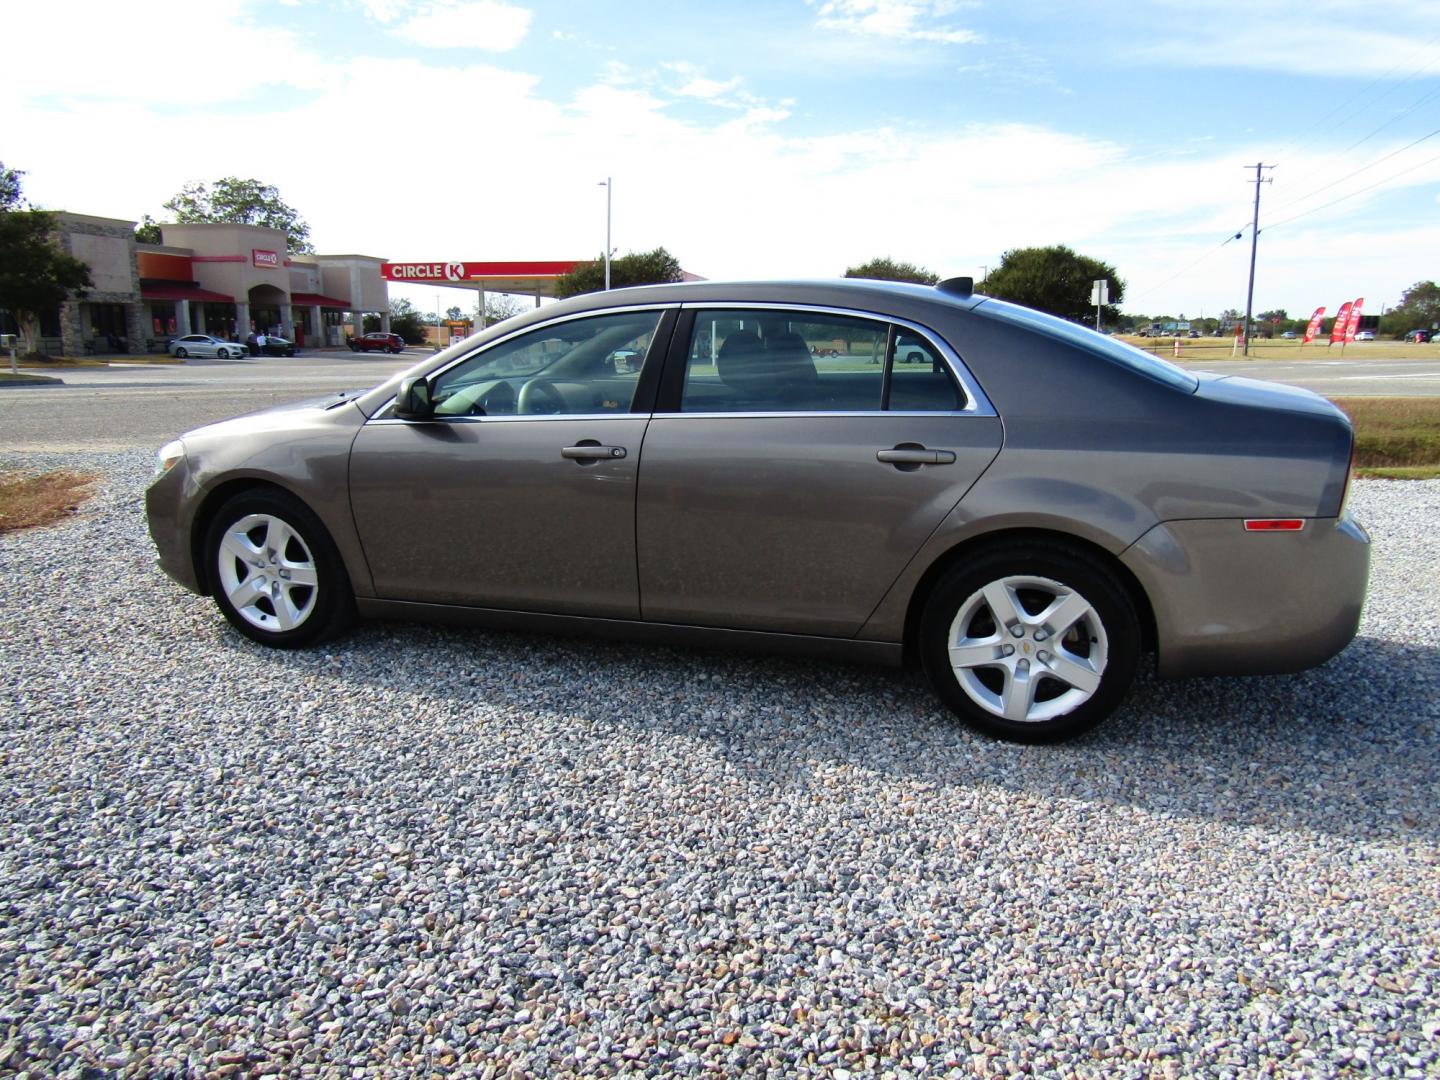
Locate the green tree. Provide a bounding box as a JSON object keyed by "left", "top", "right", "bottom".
{"left": 843, "top": 257, "right": 939, "bottom": 285}
{"left": 134, "top": 214, "right": 162, "bottom": 245}
{"left": 364, "top": 298, "right": 426, "bottom": 343}
{"left": 1, "top": 161, "right": 24, "bottom": 211}
{"left": 984, "top": 245, "right": 1125, "bottom": 323}
{"left": 555, "top": 247, "right": 683, "bottom": 298}
{"left": 0, "top": 165, "right": 94, "bottom": 356}
{"left": 161, "top": 178, "right": 314, "bottom": 254}
{"left": 1380, "top": 281, "right": 1440, "bottom": 337}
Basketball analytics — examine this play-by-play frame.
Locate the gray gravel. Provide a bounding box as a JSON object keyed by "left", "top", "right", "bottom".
{"left": 1, "top": 449, "right": 1437, "bottom": 1078}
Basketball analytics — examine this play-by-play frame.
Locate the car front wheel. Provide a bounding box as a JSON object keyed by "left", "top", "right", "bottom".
{"left": 174, "top": 347, "right": 188, "bottom": 358}
{"left": 204, "top": 490, "right": 355, "bottom": 648}
{"left": 920, "top": 542, "right": 1139, "bottom": 743}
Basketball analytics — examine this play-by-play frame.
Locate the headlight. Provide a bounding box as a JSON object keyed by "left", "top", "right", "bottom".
{"left": 154, "top": 439, "right": 185, "bottom": 477}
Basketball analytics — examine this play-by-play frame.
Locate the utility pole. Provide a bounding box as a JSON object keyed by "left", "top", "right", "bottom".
{"left": 598, "top": 177, "right": 612, "bottom": 291}
{"left": 1242, "top": 162, "right": 1274, "bottom": 357}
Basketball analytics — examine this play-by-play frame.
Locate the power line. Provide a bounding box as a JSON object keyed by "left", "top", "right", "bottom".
{"left": 1272, "top": 32, "right": 1440, "bottom": 161}
{"left": 1265, "top": 126, "right": 1440, "bottom": 217}
{"left": 1265, "top": 147, "right": 1440, "bottom": 231}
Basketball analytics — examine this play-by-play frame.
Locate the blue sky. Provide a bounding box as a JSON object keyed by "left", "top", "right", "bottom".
{"left": 4, "top": 0, "right": 1439, "bottom": 319}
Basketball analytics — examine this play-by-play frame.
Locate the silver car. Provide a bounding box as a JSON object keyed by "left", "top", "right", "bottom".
{"left": 146, "top": 279, "right": 1370, "bottom": 742}
{"left": 168, "top": 334, "right": 244, "bottom": 360}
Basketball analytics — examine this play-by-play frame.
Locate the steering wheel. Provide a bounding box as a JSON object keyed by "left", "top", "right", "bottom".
{"left": 516, "top": 378, "right": 566, "bottom": 415}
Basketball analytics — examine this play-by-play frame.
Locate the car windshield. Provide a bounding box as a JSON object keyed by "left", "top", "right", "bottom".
{"left": 976, "top": 299, "right": 1199, "bottom": 393}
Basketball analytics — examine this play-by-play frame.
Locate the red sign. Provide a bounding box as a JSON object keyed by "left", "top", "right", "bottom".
{"left": 1302, "top": 306, "right": 1326, "bottom": 345}
{"left": 252, "top": 248, "right": 280, "bottom": 269}
{"left": 1329, "top": 302, "right": 1353, "bottom": 345}
{"left": 381, "top": 260, "right": 580, "bottom": 282}
{"left": 1344, "top": 297, "right": 1364, "bottom": 342}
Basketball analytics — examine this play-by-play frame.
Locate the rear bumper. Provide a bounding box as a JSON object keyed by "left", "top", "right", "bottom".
{"left": 1122, "top": 514, "right": 1370, "bottom": 679}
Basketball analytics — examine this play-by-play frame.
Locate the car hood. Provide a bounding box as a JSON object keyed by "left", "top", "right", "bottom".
{"left": 179, "top": 392, "right": 367, "bottom": 442}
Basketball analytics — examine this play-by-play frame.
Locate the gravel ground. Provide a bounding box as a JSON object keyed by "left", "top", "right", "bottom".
{"left": 1, "top": 449, "right": 1437, "bottom": 1078}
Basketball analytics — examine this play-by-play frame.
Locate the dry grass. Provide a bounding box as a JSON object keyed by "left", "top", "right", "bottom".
{"left": 0, "top": 471, "right": 99, "bottom": 534}
{"left": 1120, "top": 335, "right": 1440, "bottom": 362}
{"left": 1332, "top": 397, "right": 1440, "bottom": 474}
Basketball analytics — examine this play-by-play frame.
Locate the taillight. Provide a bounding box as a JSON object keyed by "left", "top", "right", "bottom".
{"left": 1244, "top": 519, "right": 1306, "bottom": 532}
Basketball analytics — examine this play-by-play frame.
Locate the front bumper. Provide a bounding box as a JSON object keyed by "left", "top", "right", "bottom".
{"left": 1122, "top": 514, "right": 1371, "bottom": 679}
{"left": 145, "top": 458, "right": 204, "bottom": 595}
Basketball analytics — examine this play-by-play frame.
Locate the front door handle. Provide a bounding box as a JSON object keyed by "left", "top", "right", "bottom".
{"left": 877, "top": 446, "right": 956, "bottom": 466}
{"left": 562, "top": 443, "right": 627, "bottom": 461}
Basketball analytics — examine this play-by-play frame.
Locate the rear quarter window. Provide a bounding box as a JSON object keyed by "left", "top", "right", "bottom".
{"left": 976, "top": 299, "right": 1199, "bottom": 393}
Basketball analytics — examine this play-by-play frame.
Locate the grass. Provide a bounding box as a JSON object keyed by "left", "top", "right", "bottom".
{"left": 1332, "top": 397, "right": 1440, "bottom": 478}
{"left": 0, "top": 471, "right": 98, "bottom": 534}
{"left": 0, "top": 372, "right": 63, "bottom": 385}
{"left": 1120, "top": 335, "right": 1440, "bottom": 362}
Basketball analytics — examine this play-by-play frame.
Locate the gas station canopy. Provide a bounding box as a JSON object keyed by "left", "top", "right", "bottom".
{"left": 381, "top": 260, "right": 581, "bottom": 298}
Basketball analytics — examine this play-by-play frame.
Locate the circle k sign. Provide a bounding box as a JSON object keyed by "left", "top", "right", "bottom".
{"left": 382, "top": 262, "right": 473, "bottom": 281}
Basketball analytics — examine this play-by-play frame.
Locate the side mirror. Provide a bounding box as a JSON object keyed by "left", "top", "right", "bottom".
{"left": 393, "top": 376, "right": 435, "bottom": 420}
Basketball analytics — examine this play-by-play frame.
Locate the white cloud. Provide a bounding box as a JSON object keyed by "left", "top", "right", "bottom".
{"left": 392, "top": 1, "right": 532, "bottom": 50}
{"left": 0, "top": 0, "right": 329, "bottom": 105}
{"left": 812, "top": 0, "right": 982, "bottom": 44}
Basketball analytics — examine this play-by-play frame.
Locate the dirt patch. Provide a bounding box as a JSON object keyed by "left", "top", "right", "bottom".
{"left": 0, "top": 470, "right": 99, "bottom": 534}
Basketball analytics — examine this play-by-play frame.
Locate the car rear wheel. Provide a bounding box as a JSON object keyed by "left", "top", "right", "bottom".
{"left": 175, "top": 347, "right": 188, "bottom": 358}
{"left": 204, "top": 489, "right": 355, "bottom": 648}
{"left": 920, "top": 543, "right": 1139, "bottom": 743}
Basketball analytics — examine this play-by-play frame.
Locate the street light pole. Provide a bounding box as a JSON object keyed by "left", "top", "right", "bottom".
{"left": 599, "top": 177, "right": 612, "bottom": 291}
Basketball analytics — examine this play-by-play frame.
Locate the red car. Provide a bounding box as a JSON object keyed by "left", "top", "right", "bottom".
{"left": 349, "top": 332, "right": 406, "bottom": 354}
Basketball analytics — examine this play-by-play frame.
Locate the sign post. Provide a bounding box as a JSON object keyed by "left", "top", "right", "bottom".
{"left": 1091, "top": 279, "right": 1109, "bottom": 331}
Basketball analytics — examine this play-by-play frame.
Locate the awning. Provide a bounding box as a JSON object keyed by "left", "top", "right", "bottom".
{"left": 140, "top": 282, "right": 234, "bottom": 303}
{"left": 291, "top": 292, "right": 352, "bottom": 308}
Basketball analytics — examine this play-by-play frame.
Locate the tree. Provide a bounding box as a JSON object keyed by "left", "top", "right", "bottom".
{"left": 161, "top": 178, "right": 314, "bottom": 254}
{"left": 1381, "top": 280, "right": 1440, "bottom": 337}
{"left": 984, "top": 245, "right": 1125, "bottom": 324}
{"left": 363, "top": 298, "right": 427, "bottom": 343}
{"left": 0, "top": 164, "right": 93, "bottom": 356}
{"left": 555, "top": 247, "right": 683, "bottom": 298}
{"left": 1, "top": 161, "right": 23, "bottom": 211}
{"left": 843, "top": 257, "right": 939, "bottom": 285}
{"left": 445, "top": 306, "right": 464, "bottom": 321}
{"left": 134, "top": 214, "right": 162, "bottom": 245}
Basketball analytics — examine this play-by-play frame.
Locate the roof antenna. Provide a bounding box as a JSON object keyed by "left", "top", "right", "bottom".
{"left": 936, "top": 276, "right": 973, "bottom": 297}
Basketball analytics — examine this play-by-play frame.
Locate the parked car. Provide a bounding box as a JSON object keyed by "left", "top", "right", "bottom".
{"left": 261, "top": 336, "right": 297, "bottom": 357}
{"left": 146, "top": 279, "right": 1369, "bottom": 743}
{"left": 1407, "top": 329, "right": 1433, "bottom": 343}
{"left": 349, "top": 332, "right": 406, "bottom": 354}
{"left": 1281, "top": 331, "right": 1298, "bottom": 340}
{"left": 1187, "top": 330, "right": 1201, "bottom": 339}
{"left": 168, "top": 334, "right": 244, "bottom": 360}
{"left": 1354, "top": 331, "right": 1376, "bottom": 342}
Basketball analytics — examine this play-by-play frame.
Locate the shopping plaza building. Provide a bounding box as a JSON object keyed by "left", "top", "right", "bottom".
{"left": 10, "top": 213, "right": 393, "bottom": 355}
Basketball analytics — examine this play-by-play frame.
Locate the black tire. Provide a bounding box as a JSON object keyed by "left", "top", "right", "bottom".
{"left": 919, "top": 541, "right": 1139, "bottom": 743}
{"left": 175, "top": 347, "right": 188, "bottom": 358}
{"left": 348, "top": 343, "right": 360, "bottom": 352}
{"left": 204, "top": 489, "right": 355, "bottom": 649}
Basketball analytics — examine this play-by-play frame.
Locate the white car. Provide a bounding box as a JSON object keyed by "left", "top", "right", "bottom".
{"left": 169, "top": 334, "right": 244, "bottom": 360}
{"left": 1354, "top": 331, "right": 1376, "bottom": 342}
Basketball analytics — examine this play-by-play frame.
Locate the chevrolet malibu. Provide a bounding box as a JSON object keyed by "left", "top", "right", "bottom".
{"left": 146, "top": 279, "right": 1370, "bottom": 742}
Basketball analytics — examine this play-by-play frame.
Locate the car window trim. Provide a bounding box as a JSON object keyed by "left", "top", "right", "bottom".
{"left": 369, "top": 304, "right": 679, "bottom": 422}
{"left": 654, "top": 301, "right": 995, "bottom": 417}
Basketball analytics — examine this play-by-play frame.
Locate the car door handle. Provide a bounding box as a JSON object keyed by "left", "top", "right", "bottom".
{"left": 876, "top": 446, "right": 956, "bottom": 465}
{"left": 561, "top": 444, "right": 627, "bottom": 461}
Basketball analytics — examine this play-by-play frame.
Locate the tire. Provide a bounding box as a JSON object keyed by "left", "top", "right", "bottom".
{"left": 175, "top": 347, "right": 188, "bottom": 358}
{"left": 348, "top": 343, "right": 360, "bottom": 353}
{"left": 204, "top": 489, "right": 355, "bottom": 649}
{"left": 919, "top": 542, "right": 1139, "bottom": 743}
{"left": 390, "top": 346, "right": 402, "bottom": 354}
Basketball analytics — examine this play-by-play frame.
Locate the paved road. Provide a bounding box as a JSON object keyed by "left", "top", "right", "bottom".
{"left": 0, "top": 352, "right": 415, "bottom": 452}
{"left": 2, "top": 350, "right": 1437, "bottom": 453}
{"left": 1180, "top": 355, "right": 1440, "bottom": 397}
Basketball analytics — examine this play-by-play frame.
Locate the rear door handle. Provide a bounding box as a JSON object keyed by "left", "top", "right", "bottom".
{"left": 876, "top": 447, "right": 956, "bottom": 465}
{"left": 562, "top": 444, "right": 627, "bottom": 461}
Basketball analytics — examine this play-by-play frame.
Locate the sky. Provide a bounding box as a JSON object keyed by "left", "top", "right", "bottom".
{"left": 3, "top": 0, "right": 1439, "bottom": 320}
